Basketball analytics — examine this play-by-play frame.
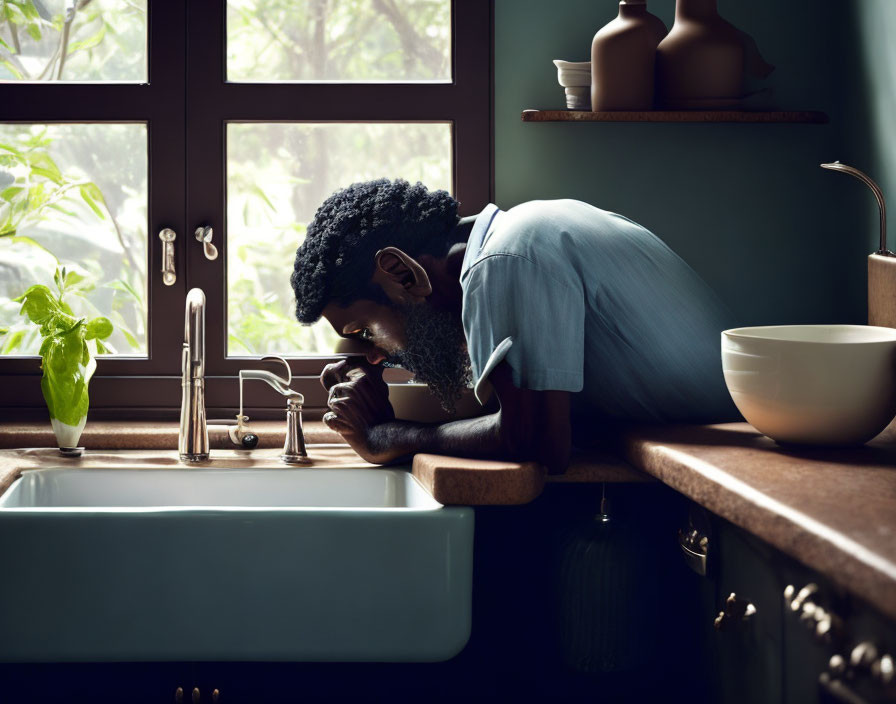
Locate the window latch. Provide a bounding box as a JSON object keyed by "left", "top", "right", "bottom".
{"left": 194, "top": 225, "right": 219, "bottom": 261}
{"left": 159, "top": 227, "right": 176, "bottom": 285}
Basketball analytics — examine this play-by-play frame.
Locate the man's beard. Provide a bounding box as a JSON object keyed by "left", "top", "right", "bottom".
{"left": 383, "top": 302, "right": 473, "bottom": 413}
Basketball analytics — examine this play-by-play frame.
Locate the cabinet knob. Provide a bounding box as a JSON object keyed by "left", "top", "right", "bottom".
{"left": 872, "top": 653, "right": 894, "bottom": 686}
{"left": 828, "top": 654, "right": 848, "bottom": 676}
{"left": 784, "top": 582, "right": 818, "bottom": 613}
{"left": 851, "top": 642, "right": 880, "bottom": 670}
{"left": 713, "top": 592, "right": 757, "bottom": 631}
{"left": 785, "top": 582, "right": 844, "bottom": 644}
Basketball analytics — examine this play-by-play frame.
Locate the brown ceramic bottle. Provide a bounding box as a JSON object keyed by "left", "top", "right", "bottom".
{"left": 655, "top": 0, "right": 774, "bottom": 108}
{"left": 590, "top": 0, "right": 667, "bottom": 112}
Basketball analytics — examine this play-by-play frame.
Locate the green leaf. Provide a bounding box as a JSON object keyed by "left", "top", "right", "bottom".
{"left": 78, "top": 184, "right": 105, "bottom": 219}
{"left": 1, "top": 329, "right": 25, "bottom": 354}
{"left": 26, "top": 153, "right": 63, "bottom": 185}
{"left": 14, "top": 284, "right": 62, "bottom": 325}
{"left": 46, "top": 202, "right": 77, "bottom": 217}
{"left": 85, "top": 316, "right": 113, "bottom": 341}
{"left": 82, "top": 182, "right": 106, "bottom": 205}
{"left": 0, "top": 186, "right": 23, "bottom": 202}
{"left": 0, "top": 60, "right": 24, "bottom": 80}
{"left": 120, "top": 327, "right": 138, "bottom": 348}
{"left": 5, "top": 4, "right": 26, "bottom": 24}
{"left": 0, "top": 37, "right": 12, "bottom": 52}
{"left": 63, "top": 269, "right": 87, "bottom": 289}
{"left": 25, "top": 23, "right": 40, "bottom": 40}
{"left": 250, "top": 184, "right": 277, "bottom": 212}
{"left": 19, "top": 2, "right": 40, "bottom": 21}
{"left": 66, "top": 23, "right": 106, "bottom": 56}
{"left": 106, "top": 278, "right": 143, "bottom": 305}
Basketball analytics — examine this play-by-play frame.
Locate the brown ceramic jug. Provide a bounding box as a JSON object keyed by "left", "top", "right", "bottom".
{"left": 590, "top": 0, "right": 667, "bottom": 112}
{"left": 655, "top": 0, "right": 773, "bottom": 109}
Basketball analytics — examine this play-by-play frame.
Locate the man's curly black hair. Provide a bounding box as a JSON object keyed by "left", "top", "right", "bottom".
{"left": 291, "top": 179, "right": 461, "bottom": 324}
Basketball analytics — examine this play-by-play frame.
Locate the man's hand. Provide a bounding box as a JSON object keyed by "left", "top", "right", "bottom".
{"left": 321, "top": 359, "right": 399, "bottom": 464}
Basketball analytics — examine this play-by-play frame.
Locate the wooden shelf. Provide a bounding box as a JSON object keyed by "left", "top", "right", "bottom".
{"left": 522, "top": 109, "right": 829, "bottom": 124}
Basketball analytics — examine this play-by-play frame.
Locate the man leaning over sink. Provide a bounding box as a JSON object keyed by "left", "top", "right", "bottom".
{"left": 290, "top": 179, "right": 742, "bottom": 475}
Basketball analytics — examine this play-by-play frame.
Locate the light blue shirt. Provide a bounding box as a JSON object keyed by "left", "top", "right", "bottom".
{"left": 460, "top": 200, "right": 740, "bottom": 423}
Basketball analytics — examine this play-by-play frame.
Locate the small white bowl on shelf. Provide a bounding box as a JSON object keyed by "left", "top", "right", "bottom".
{"left": 721, "top": 324, "right": 896, "bottom": 446}
{"left": 553, "top": 59, "right": 591, "bottom": 87}
{"left": 553, "top": 60, "right": 591, "bottom": 110}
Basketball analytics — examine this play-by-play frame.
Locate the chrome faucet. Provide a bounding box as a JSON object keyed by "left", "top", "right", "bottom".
{"left": 180, "top": 288, "right": 209, "bottom": 462}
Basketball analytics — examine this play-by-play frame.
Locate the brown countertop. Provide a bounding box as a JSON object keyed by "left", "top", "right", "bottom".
{"left": 622, "top": 420, "right": 896, "bottom": 621}
{"left": 0, "top": 421, "right": 650, "bottom": 505}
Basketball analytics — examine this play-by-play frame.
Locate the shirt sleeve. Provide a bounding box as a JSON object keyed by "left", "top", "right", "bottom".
{"left": 461, "top": 253, "right": 584, "bottom": 404}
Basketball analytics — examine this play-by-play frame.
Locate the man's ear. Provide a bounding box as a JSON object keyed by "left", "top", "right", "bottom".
{"left": 372, "top": 247, "right": 433, "bottom": 303}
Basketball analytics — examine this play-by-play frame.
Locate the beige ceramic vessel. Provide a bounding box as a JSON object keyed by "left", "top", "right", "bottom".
{"left": 722, "top": 325, "right": 896, "bottom": 446}
{"left": 655, "top": 0, "right": 773, "bottom": 108}
{"left": 590, "top": 0, "right": 667, "bottom": 111}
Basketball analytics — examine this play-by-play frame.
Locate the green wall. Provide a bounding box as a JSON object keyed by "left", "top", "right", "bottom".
{"left": 847, "top": 0, "right": 896, "bottom": 257}
{"left": 494, "top": 0, "right": 870, "bottom": 326}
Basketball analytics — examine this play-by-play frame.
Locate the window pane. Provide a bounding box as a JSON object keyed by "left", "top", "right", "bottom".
{"left": 0, "top": 0, "right": 146, "bottom": 83}
{"left": 227, "top": 0, "right": 451, "bottom": 82}
{"left": 0, "top": 124, "right": 148, "bottom": 356}
{"left": 227, "top": 122, "right": 451, "bottom": 356}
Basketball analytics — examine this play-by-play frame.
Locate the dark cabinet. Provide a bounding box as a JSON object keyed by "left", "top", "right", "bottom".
{"left": 680, "top": 503, "right": 896, "bottom": 704}
{"left": 711, "top": 519, "right": 786, "bottom": 704}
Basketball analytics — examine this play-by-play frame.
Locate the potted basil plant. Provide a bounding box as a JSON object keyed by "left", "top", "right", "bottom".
{"left": 15, "top": 267, "right": 113, "bottom": 451}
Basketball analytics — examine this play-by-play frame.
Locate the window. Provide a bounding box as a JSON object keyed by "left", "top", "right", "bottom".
{"left": 0, "top": 0, "right": 491, "bottom": 419}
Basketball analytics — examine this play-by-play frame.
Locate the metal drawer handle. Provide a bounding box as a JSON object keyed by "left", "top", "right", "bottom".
{"left": 678, "top": 527, "right": 708, "bottom": 576}
{"left": 159, "top": 228, "right": 176, "bottom": 285}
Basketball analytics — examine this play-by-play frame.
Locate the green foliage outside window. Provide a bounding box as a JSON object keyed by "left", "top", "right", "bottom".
{"left": 0, "top": 125, "right": 146, "bottom": 356}
{"left": 1, "top": 0, "right": 453, "bottom": 359}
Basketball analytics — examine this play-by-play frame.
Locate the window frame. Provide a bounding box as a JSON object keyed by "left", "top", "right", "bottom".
{"left": 0, "top": 0, "right": 493, "bottom": 421}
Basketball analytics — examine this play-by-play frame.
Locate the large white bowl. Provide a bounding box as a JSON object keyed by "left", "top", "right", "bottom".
{"left": 721, "top": 325, "right": 896, "bottom": 446}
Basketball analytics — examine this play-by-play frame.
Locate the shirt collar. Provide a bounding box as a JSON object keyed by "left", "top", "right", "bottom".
{"left": 460, "top": 203, "right": 501, "bottom": 279}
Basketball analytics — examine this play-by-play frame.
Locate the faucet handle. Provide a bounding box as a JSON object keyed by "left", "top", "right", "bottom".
{"left": 260, "top": 355, "right": 292, "bottom": 385}
{"left": 281, "top": 398, "right": 309, "bottom": 464}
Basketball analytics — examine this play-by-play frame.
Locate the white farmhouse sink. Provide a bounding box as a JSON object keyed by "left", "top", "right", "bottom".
{"left": 0, "top": 466, "right": 473, "bottom": 663}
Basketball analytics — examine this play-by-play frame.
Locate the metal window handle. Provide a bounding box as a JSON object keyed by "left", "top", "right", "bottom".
{"left": 159, "top": 228, "right": 176, "bottom": 285}
{"left": 194, "top": 225, "right": 219, "bottom": 261}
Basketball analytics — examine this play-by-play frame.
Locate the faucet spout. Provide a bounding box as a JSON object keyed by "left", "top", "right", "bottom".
{"left": 180, "top": 288, "right": 209, "bottom": 462}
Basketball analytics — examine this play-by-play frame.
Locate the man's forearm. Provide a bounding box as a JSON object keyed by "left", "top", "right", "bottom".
{"left": 366, "top": 412, "right": 509, "bottom": 463}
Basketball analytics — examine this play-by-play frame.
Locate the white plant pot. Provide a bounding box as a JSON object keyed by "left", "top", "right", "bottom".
{"left": 51, "top": 415, "right": 88, "bottom": 450}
